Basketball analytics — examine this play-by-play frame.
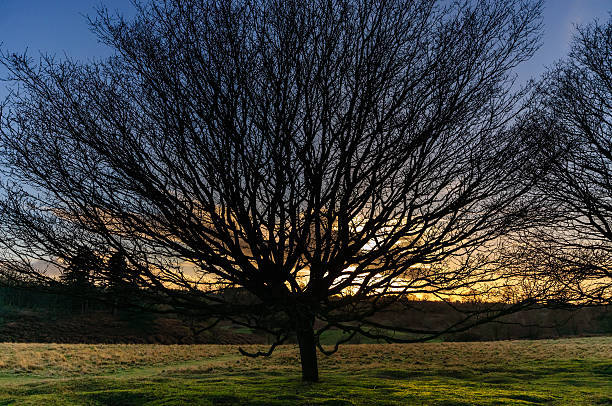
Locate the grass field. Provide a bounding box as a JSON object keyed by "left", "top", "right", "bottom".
{"left": 0, "top": 337, "right": 609, "bottom": 405}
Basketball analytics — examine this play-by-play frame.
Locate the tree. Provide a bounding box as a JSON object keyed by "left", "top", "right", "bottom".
{"left": 0, "top": 0, "right": 548, "bottom": 382}
{"left": 105, "top": 250, "right": 130, "bottom": 292}
{"left": 528, "top": 16, "right": 612, "bottom": 304}
{"left": 60, "top": 247, "right": 100, "bottom": 313}
{"left": 103, "top": 249, "right": 137, "bottom": 314}
{"left": 60, "top": 247, "right": 98, "bottom": 288}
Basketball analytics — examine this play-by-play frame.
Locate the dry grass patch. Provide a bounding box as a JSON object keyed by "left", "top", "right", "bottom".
{"left": 314, "top": 336, "right": 612, "bottom": 372}
{"left": 0, "top": 343, "right": 235, "bottom": 376}
{"left": 0, "top": 336, "right": 608, "bottom": 378}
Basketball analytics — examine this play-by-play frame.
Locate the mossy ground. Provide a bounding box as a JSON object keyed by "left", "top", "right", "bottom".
{"left": 0, "top": 337, "right": 609, "bottom": 405}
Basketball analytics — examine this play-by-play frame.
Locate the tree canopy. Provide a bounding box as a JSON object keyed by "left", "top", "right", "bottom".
{"left": 0, "top": 0, "right": 553, "bottom": 381}
{"left": 525, "top": 16, "right": 612, "bottom": 304}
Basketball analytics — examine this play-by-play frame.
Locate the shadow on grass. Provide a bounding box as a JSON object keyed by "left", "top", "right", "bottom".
{"left": 87, "top": 390, "right": 154, "bottom": 406}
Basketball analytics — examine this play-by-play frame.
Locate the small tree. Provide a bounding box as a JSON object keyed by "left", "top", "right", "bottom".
{"left": 104, "top": 250, "right": 136, "bottom": 314}
{"left": 0, "top": 0, "right": 549, "bottom": 381}
{"left": 60, "top": 247, "right": 100, "bottom": 313}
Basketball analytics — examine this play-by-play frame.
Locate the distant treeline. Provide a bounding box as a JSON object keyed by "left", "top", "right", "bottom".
{"left": 0, "top": 285, "right": 96, "bottom": 313}
{"left": 448, "top": 306, "right": 612, "bottom": 341}
{"left": 362, "top": 300, "right": 612, "bottom": 342}
{"left": 0, "top": 283, "right": 121, "bottom": 315}
{"left": 0, "top": 284, "right": 609, "bottom": 344}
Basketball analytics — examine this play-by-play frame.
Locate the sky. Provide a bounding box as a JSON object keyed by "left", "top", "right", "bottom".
{"left": 0, "top": 0, "right": 610, "bottom": 99}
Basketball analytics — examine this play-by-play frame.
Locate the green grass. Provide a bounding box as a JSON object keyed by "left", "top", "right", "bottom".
{"left": 0, "top": 337, "right": 609, "bottom": 405}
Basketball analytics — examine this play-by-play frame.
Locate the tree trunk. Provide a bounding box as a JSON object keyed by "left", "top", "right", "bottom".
{"left": 295, "top": 316, "right": 319, "bottom": 382}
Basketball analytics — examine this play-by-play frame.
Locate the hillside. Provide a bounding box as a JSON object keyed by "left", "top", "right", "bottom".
{"left": 0, "top": 297, "right": 609, "bottom": 345}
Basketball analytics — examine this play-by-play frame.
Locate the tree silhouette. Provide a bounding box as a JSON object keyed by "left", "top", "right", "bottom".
{"left": 60, "top": 247, "right": 100, "bottom": 313}
{"left": 60, "top": 248, "right": 97, "bottom": 288}
{"left": 103, "top": 250, "right": 136, "bottom": 314}
{"left": 528, "top": 16, "right": 612, "bottom": 303}
{"left": 0, "top": 0, "right": 549, "bottom": 381}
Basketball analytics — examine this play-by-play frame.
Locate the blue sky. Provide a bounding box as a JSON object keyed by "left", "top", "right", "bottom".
{"left": 0, "top": 0, "right": 134, "bottom": 60}
{"left": 516, "top": 0, "right": 611, "bottom": 83}
{"left": 0, "top": 0, "right": 610, "bottom": 97}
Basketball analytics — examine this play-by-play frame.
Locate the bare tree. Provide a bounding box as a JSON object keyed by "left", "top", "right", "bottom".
{"left": 527, "top": 16, "right": 612, "bottom": 304}
{"left": 0, "top": 0, "right": 546, "bottom": 381}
